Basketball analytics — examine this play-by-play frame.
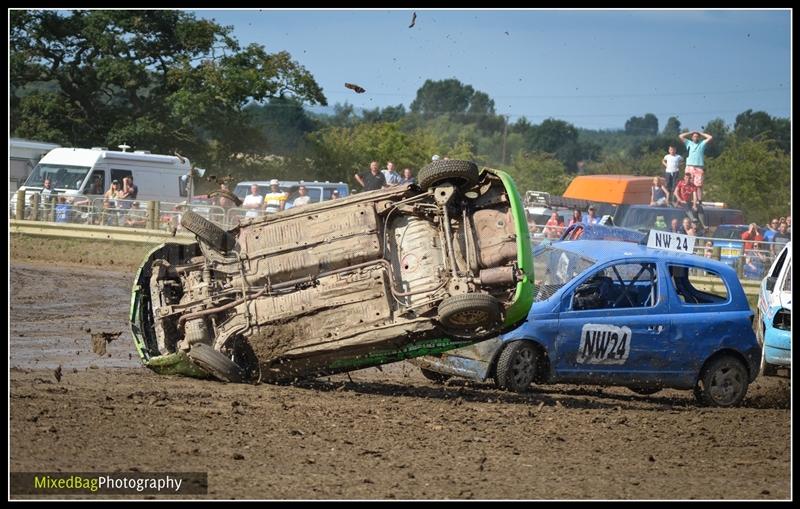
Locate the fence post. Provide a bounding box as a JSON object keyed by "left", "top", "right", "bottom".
{"left": 48, "top": 196, "right": 57, "bottom": 222}
{"left": 146, "top": 201, "right": 155, "bottom": 230}
{"left": 30, "top": 193, "right": 40, "bottom": 221}
{"left": 15, "top": 189, "right": 25, "bottom": 220}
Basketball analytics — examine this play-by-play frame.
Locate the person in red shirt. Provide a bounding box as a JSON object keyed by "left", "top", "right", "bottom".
{"left": 544, "top": 212, "right": 563, "bottom": 239}
{"left": 740, "top": 223, "right": 762, "bottom": 252}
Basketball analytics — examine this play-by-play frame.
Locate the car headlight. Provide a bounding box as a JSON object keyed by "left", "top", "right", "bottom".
{"left": 773, "top": 309, "right": 791, "bottom": 331}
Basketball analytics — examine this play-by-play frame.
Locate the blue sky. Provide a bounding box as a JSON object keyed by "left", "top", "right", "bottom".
{"left": 192, "top": 8, "right": 791, "bottom": 131}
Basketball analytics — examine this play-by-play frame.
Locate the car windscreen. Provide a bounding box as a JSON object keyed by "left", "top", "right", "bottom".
{"left": 25, "top": 163, "right": 92, "bottom": 191}
{"left": 533, "top": 246, "right": 596, "bottom": 302}
{"left": 620, "top": 208, "right": 686, "bottom": 231}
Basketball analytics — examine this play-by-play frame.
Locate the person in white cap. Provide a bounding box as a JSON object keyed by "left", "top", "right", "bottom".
{"left": 431, "top": 154, "right": 440, "bottom": 161}
{"left": 263, "top": 179, "right": 287, "bottom": 213}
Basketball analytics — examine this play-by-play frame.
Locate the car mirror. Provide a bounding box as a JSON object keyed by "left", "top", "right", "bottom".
{"left": 765, "top": 276, "right": 777, "bottom": 292}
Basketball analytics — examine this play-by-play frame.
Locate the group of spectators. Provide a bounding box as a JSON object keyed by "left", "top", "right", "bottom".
{"left": 240, "top": 179, "right": 340, "bottom": 218}
{"left": 36, "top": 175, "right": 145, "bottom": 227}
{"left": 541, "top": 207, "right": 602, "bottom": 239}
{"left": 354, "top": 161, "right": 416, "bottom": 191}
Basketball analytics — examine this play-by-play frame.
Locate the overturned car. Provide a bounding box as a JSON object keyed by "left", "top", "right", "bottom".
{"left": 130, "top": 160, "right": 534, "bottom": 382}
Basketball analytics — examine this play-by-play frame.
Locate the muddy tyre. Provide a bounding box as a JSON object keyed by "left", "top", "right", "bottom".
{"left": 181, "top": 211, "right": 233, "bottom": 252}
{"left": 694, "top": 355, "right": 749, "bottom": 407}
{"left": 438, "top": 293, "right": 502, "bottom": 333}
{"left": 494, "top": 341, "right": 538, "bottom": 393}
{"left": 419, "top": 367, "right": 451, "bottom": 384}
{"left": 628, "top": 386, "right": 661, "bottom": 396}
{"left": 418, "top": 159, "right": 480, "bottom": 190}
{"left": 187, "top": 343, "right": 245, "bottom": 383}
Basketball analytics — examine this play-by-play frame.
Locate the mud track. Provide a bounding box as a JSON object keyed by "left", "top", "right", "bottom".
{"left": 9, "top": 261, "right": 791, "bottom": 499}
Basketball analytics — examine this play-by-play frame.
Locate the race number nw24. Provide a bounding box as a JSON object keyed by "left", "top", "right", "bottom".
{"left": 577, "top": 324, "right": 632, "bottom": 365}
{"left": 647, "top": 230, "right": 696, "bottom": 254}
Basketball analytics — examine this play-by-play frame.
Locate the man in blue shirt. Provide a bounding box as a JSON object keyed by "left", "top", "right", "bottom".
{"left": 679, "top": 130, "right": 713, "bottom": 202}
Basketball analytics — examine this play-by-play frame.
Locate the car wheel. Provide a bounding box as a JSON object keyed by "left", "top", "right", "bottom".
{"left": 494, "top": 341, "right": 538, "bottom": 393}
{"left": 628, "top": 386, "right": 661, "bottom": 396}
{"left": 419, "top": 368, "right": 451, "bottom": 384}
{"left": 418, "top": 159, "right": 480, "bottom": 191}
{"left": 187, "top": 343, "right": 245, "bottom": 383}
{"left": 181, "top": 210, "right": 234, "bottom": 252}
{"left": 437, "top": 293, "right": 502, "bottom": 333}
{"left": 695, "top": 355, "right": 749, "bottom": 407}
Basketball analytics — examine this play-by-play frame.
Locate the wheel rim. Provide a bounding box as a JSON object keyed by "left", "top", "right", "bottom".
{"left": 708, "top": 363, "right": 745, "bottom": 405}
{"left": 511, "top": 348, "right": 535, "bottom": 387}
{"left": 449, "top": 309, "right": 489, "bottom": 327}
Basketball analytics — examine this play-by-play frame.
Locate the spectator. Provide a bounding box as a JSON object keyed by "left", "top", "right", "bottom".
{"left": 103, "top": 180, "right": 119, "bottom": 207}
{"left": 787, "top": 215, "right": 792, "bottom": 236}
{"left": 263, "top": 179, "right": 288, "bottom": 214}
{"left": 649, "top": 176, "right": 669, "bottom": 206}
{"left": 292, "top": 185, "right": 312, "bottom": 207}
{"left": 684, "top": 221, "right": 697, "bottom": 237}
{"left": 382, "top": 161, "right": 403, "bottom": 186}
{"left": 431, "top": 154, "right": 440, "bottom": 161}
{"left": 679, "top": 217, "right": 693, "bottom": 234}
{"left": 87, "top": 174, "right": 104, "bottom": 195}
{"left": 544, "top": 212, "right": 562, "bottom": 239}
{"left": 330, "top": 189, "right": 340, "bottom": 200}
{"left": 124, "top": 201, "right": 148, "bottom": 228}
{"left": 669, "top": 218, "right": 681, "bottom": 233}
{"left": 568, "top": 209, "right": 582, "bottom": 227}
{"left": 55, "top": 196, "right": 73, "bottom": 223}
{"left": 583, "top": 206, "right": 599, "bottom": 225}
{"left": 744, "top": 242, "right": 768, "bottom": 280}
{"left": 673, "top": 173, "right": 698, "bottom": 218}
{"left": 703, "top": 240, "right": 714, "bottom": 259}
{"left": 40, "top": 178, "right": 55, "bottom": 200}
{"left": 242, "top": 184, "right": 263, "bottom": 218}
{"left": 763, "top": 218, "right": 780, "bottom": 243}
{"left": 662, "top": 145, "right": 683, "bottom": 204}
{"left": 772, "top": 223, "right": 790, "bottom": 254}
{"left": 117, "top": 176, "right": 138, "bottom": 209}
{"left": 216, "top": 183, "right": 236, "bottom": 209}
{"left": 401, "top": 168, "right": 415, "bottom": 185}
{"left": 678, "top": 130, "right": 712, "bottom": 202}
{"left": 354, "top": 161, "right": 387, "bottom": 191}
{"left": 740, "top": 223, "right": 763, "bottom": 252}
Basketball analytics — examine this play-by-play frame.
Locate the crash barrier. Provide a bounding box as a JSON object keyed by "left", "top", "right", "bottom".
{"left": 528, "top": 223, "right": 785, "bottom": 282}
{"left": 10, "top": 219, "right": 195, "bottom": 245}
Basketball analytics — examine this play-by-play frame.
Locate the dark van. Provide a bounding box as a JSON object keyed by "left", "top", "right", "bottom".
{"left": 618, "top": 205, "right": 744, "bottom": 234}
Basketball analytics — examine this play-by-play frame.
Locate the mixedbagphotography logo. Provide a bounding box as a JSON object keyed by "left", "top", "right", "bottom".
{"left": 10, "top": 472, "right": 208, "bottom": 496}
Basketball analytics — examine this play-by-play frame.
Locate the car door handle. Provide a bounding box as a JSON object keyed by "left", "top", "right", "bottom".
{"left": 647, "top": 325, "right": 664, "bottom": 333}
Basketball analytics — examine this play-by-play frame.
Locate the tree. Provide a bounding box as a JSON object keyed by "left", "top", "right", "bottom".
{"left": 709, "top": 137, "right": 790, "bottom": 225}
{"left": 10, "top": 10, "right": 326, "bottom": 171}
{"left": 700, "top": 118, "right": 730, "bottom": 158}
{"left": 624, "top": 113, "right": 659, "bottom": 136}
{"left": 409, "top": 78, "right": 497, "bottom": 124}
{"left": 246, "top": 96, "right": 320, "bottom": 155}
{"left": 662, "top": 116, "right": 681, "bottom": 137}
{"left": 361, "top": 104, "right": 406, "bottom": 124}
{"left": 734, "top": 110, "right": 790, "bottom": 153}
{"left": 507, "top": 151, "right": 570, "bottom": 195}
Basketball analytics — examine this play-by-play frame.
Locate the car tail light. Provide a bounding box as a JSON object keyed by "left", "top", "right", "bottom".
{"left": 773, "top": 309, "right": 791, "bottom": 331}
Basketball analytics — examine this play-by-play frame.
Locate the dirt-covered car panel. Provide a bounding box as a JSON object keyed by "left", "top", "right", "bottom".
{"left": 131, "top": 161, "right": 534, "bottom": 382}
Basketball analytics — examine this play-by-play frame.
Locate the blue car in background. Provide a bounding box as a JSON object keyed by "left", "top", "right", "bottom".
{"left": 756, "top": 241, "right": 791, "bottom": 377}
{"left": 711, "top": 224, "right": 760, "bottom": 269}
{"left": 412, "top": 240, "right": 761, "bottom": 407}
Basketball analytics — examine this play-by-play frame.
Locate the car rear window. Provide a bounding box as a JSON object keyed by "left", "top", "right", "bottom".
{"left": 668, "top": 265, "right": 729, "bottom": 304}
{"left": 712, "top": 226, "right": 746, "bottom": 240}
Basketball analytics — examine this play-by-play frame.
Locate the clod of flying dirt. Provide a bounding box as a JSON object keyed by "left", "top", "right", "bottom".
{"left": 648, "top": 455, "right": 656, "bottom": 462}
{"left": 344, "top": 83, "right": 366, "bottom": 94}
{"left": 91, "top": 331, "right": 123, "bottom": 356}
{"left": 233, "top": 453, "right": 245, "bottom": 460}
{"left": 54, "top": 365, "right": 62, "bottom": 383}
{"left": 409, "top": 12, "right": 416, "bottom": 28}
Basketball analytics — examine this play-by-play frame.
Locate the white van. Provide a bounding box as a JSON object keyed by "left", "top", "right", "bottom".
{"left": 11, "top": 147, "right": 196, "bottom": 207}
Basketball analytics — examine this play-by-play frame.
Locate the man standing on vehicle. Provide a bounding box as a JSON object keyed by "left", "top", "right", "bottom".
{"left": 679, "top": 130, "right": 712, "bottom": 202}
{"left": 355, "top": 161, "right": 387, "bottom": 191}
{"left": 243, "top": 184, "right": 263, "bottom": 218}
{"left": 263, "top": 179, "right": 288, "bottom": 214}
{"left": 662, "top": 145, "right": 683, "bottom": 204}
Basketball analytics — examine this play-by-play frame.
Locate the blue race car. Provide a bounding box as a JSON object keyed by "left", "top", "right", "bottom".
{"left": 412, "top": 240, "right": 761, "bottom": 407}
{"left": 756, "top": 241, "right": 791, "bottom": 377}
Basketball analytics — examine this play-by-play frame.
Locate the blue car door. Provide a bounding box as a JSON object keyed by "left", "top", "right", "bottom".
{"left": 554, "top": 259, "right": 671, "bottom": 385}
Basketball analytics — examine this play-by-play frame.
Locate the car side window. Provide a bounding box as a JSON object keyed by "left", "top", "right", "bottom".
{"left": 770, "top": 248, "right": 788, "bottom": 278}
{"left": 668, "top": 264, "right": 729, "bottom": 304}
{"left": 572, "top": 262, "right": 658, "bottom": 311}
{"left": 781, "top": 262, "right": 791, "bottom": 292}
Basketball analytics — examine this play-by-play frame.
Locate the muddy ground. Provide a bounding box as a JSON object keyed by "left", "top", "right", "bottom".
{"left": 9, "top": 260, "right": 792, "bottom": 500}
